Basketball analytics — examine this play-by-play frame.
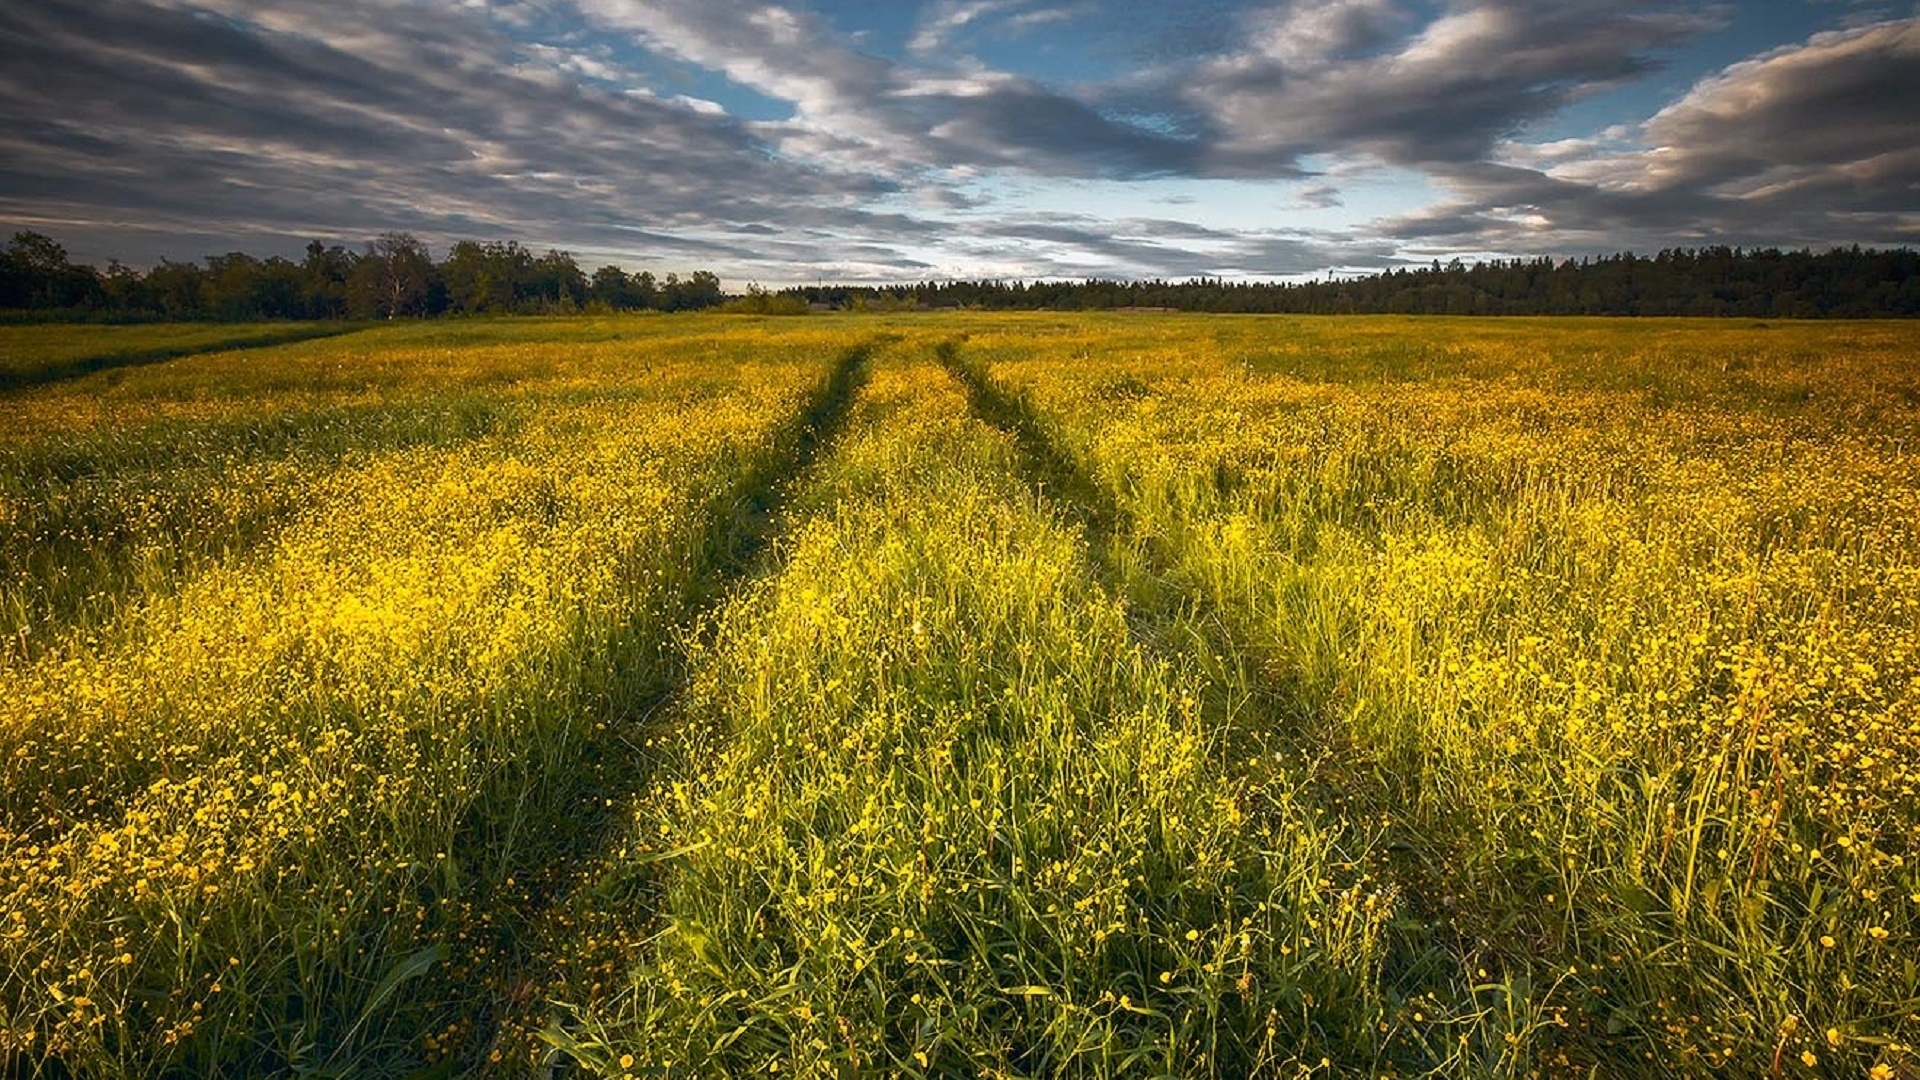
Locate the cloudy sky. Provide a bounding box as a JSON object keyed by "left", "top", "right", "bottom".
{"left": 2, "top": 0, "right": 1917, "bottom": 283}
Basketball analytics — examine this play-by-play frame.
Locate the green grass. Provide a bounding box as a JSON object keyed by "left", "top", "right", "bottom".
{"left": 3, "top": 313, "right": 1917, "bottom": 1078}
{"left": 517, "top": 354, "right": 1394, "bottom": 1077}
{"left": 0, "top": 322, "right": 362, "bottom": 390}
{"left": 959, "top": 313, "right": 1920, "bottom": 1076}
{"left": 0, "top": 319, "right": 877, "bottom": 1075}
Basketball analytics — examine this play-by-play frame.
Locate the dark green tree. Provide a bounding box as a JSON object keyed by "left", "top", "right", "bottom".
{"left": 301, "top": 241, "right": 356, "bottom": 319}
{"left": 144, "top": 259, "right": 206, "bottom": 319}
{"left": 442, "top": 240, "right": 528, "bottom": 313}
{"left": 531, "top": 249, "right": 588, "bottom": 312}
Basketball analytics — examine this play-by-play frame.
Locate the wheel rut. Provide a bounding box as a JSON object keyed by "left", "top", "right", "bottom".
{"left": 935, "top": 339, "right": 1491, "bottom": 1060}
{"left": 456, "top": 337, "right": 880, "bottom": 1073}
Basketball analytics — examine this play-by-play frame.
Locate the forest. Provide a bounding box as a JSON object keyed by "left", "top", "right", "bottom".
{"left": 3, "top": 230, "right": 1916, "bottom": 320}
{"left": 0, "top": 231, "right": 724, "bottom": 320}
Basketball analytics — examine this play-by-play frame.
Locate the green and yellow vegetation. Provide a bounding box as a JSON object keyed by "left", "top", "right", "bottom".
{"left": 0, "top": 322, "right": 354, "bottom": 390}
{"left": 1, "top": 314, "right": 1916, "bottom": 1077}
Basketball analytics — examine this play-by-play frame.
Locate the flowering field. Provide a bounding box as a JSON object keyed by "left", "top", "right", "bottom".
{"left": 2, "top": 315, "right": 1917, "bottom": 1077}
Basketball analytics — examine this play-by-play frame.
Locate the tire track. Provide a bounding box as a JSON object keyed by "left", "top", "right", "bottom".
{"left": 936, "top": 338, "right": 1494, "bottom": 1070}
{"left": 458, "top": 337, "right": 881, "bottom": 1073}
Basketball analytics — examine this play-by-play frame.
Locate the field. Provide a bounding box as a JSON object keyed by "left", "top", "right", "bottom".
{"left": 1, "top": 314, "right": 1916, "bottom": 1078}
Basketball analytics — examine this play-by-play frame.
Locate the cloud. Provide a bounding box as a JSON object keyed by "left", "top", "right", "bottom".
{"left": 576, "top": 0, "right": 1203, "bottom": 179}
{"left": 1182, "top": 0, "right": 1721, "bottom": 172}
{"left": 1293, "top": 183, "right": 1344, "bottom": 210}
{"left": 1007, "top": 6, "right": 1088, "bottom": 33}
{"left": 0, "top": 0, "right": 1913, "bottom": 283}
{"left": 1385, "top": 17, "right": 1920, "bottom": 253}
{"left": 951, "top": 212, "right": 1384, "bottom": 279}
{"left": 908, "top": 1, "right": 1090, "bottom": 55}
{"left": 1633, "top": 18, "right": 1920, "bottom": 204}
{"left": 909, "top": 0, "right": 1025, "bottom": 55}
{"left": 0, "top": 0, "right": 933, "bottom": 276}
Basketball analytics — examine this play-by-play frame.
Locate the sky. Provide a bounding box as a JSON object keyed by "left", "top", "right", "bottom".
{"left": 2, "top": 0, "right": 1917, "bottom": 285}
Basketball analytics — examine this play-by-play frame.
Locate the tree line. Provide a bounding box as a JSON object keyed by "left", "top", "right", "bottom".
{"left": 5, "top": 231, "right": 1916, "bottom": 320}
{"left": 787, "top": 246, "right": 1920, "bottom": 318}
{"left": 0, "top": 231, "right": 724, "bottom": 320}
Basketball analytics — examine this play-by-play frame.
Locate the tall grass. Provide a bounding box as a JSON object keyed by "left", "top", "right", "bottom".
{"left": 7, "top": 313, "right": 1917, "bottom": 1077}
{"left": 965, "top": 314, "right": 1920, "bottom": 1076}
{"left": 0, "top": 320, "right": 877, "bottom": 1075}
{"left": 519, "top": 353, "right": 1398, "bottom": 1077}
{"left": 0, "top": 318, "right": 869, "bottom": 647}
{"left": 0, "top": 322, "right": 358, "bottom": 390}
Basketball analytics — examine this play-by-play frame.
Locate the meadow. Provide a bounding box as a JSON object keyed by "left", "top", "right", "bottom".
{"left": 0, "top": 314, "right": 1915, "bottom": 1078}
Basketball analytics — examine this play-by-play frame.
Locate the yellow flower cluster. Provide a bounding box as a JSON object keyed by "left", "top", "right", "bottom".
{"left": 8, "top": 312, "right": 1918, "bottom": 1078}
{"left": 971, "top": 312, "right": 1920, "bottom": 1075}
{"left": 0, "top": 317, "right": 865, "bottom": 1072}
{"left": 519, "top": 352, "right": 1391, "bottom": 1077}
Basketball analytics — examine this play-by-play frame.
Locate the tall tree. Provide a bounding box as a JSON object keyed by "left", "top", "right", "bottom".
{"left": 144, "top": 259, "right": 206, "bottom": 320}
{"left": 532, "top": 249, "right": 587, "bottom": 312}
{"left": 589, "top": 264, "right": 631, "bottom": 310}
{"left": 301, "top": 240, "right": 355, "bottom": 319}
{"left": 1, "top": 231, "right": 100, "bottom": 310}
{"left": 349, "top": 232, "right": 437, "bottom": 318}
{"left": 442, "top": 240, "right": 526, "bottom": 313}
